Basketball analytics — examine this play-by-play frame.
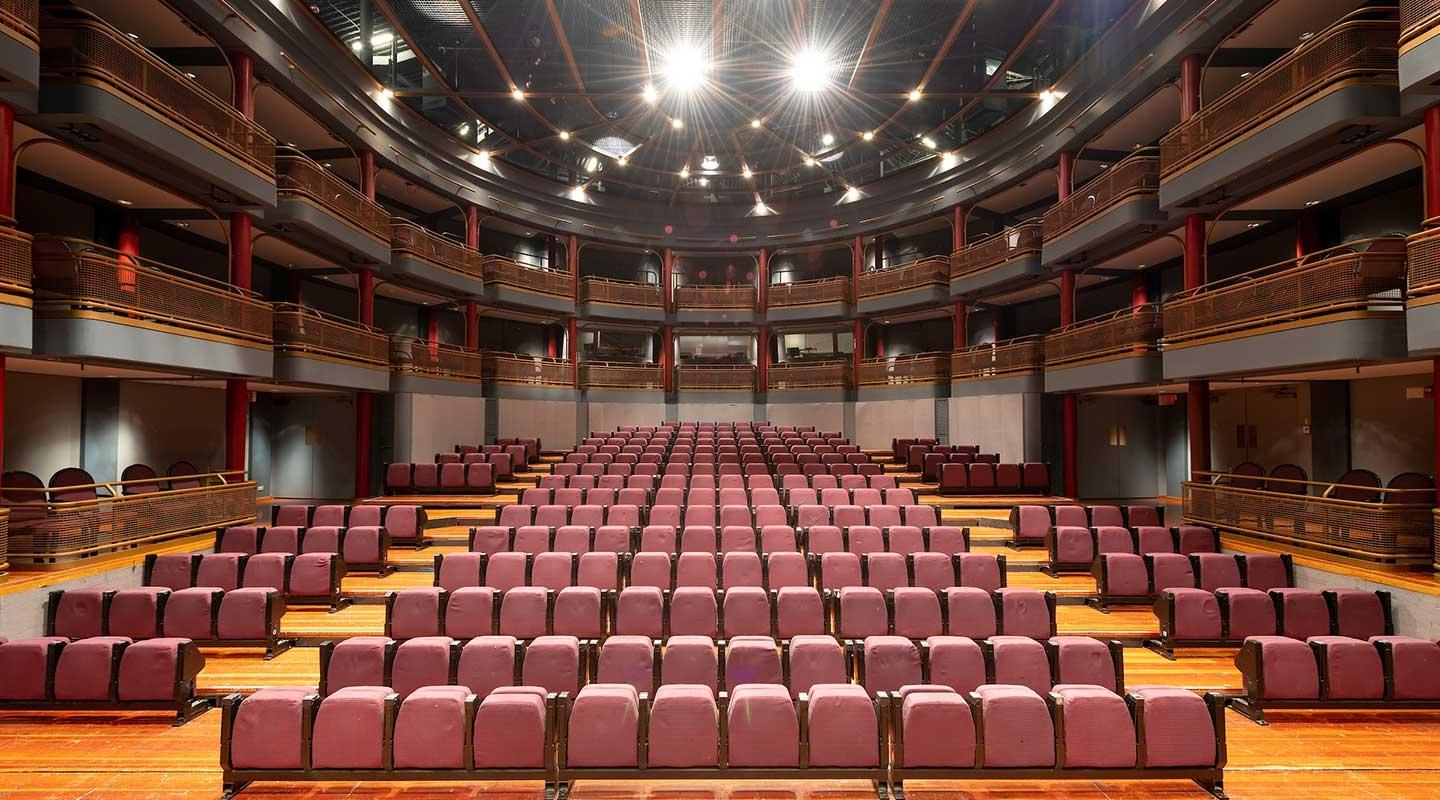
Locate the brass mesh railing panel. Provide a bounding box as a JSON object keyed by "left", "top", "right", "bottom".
{"left": 273, "top": 306, "right": 388, "bottom": 367}
{"left": 769, "top": 276, "right": 850, "bottom": 306}
{"left": 677, "top": 365, "right": 756, "bottom": 390}
{"left": 952, "top": 337, "right": 1045, "bottom": 379}
{"left": 1407, "top": 227, "right": 1440, "bottom": 299}
{"left": 1402, "top": 0, "right": 1440, "bottom": 47}
{"left": 0, "top": 0, "right": 37, "bottom": 42}
{"left": 1184, "top": 479, "right": 1433, "bottom": 564}
{"left": 1160, "top": 14, "right": 1399, "bottom": 176}
{"left": 859, "top": 353, "right": 951, "bottom": 386}
{"left": 276, "top": 155, "right": 389, "bottom": 241}
{"left": 769, "top": 362, "right": 851, "bottom": 390}
{"left": 1043, "top": 155, "right": 1160, "bottom": 240}
{"left": 579, "top": 277, "right": 663, "bottom": 307}
{"left": 32, "top": 237, "right": 272, "bottom": 344}
{"left": 41, "top": 13, "right": 275, "bottom": 174}
{"left": 951, "top": 224, "right": 1043, "bottom": 278}
{"left": 391, "top": 222, "right": 483, "bottom": 281}
{"left": 483, "top": 255, "right": 575, "bottom": 298}
{"left": 1434, "top": 508, "right": 1440, "bottom": 570}
{"left": 1163, "top": 242, "right": 1406, "bottom": 345}
{"left": 1044, "top": 307, "right": 1162, "bottom": 367}
{"left": 0, "top": 225, "right": 32, "bottom": 299}
{"left": 5, "top": 478, "right": 257, "bottom": 563}
{"left": 0, "top": 508, "right": 8, "bottom": 572}
{"left": 482, "top": 351, "right": 574, "bottom": 387}
{"left": 582, "top": 362, "right": 664, "bottom": 390}
{"left": 674, "top": 285, "right": 757, "bottom": 310}
{"left": 391, "top": 337, "right": 483, "bottom": 380}
{"left": 857, "top": 257, "right": 949, "bottom": 298}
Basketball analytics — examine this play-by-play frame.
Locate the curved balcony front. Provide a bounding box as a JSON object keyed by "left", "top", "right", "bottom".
{"left": 951, "top": 337, "right": 1045, "bottom": 396}
{"left": 580, "top": 362, "right": 664, "bottom": 392}
{"left": 482, "top": 255, "right": 575, "bottom": 314}
{"left": 1401, "top": 0, "right": 1440, "bottom": 92}
{"left": 950, "top": 223, "right": 1044, "bottom": 297}
{"left": 1042, "top": 152, "right": 1164, "bottom": 268}
{"left": 389, "top": 337, "right": 483, "bottom": 396}
{"left": 858, "top": 352, "right": 951, "bottom": 402}
{"left": 674, "top": 285, "right": 758, "bottom": 324}
{"left": 677, "top": 364, "right": 756, "bottom": 392}
{"left": 271, "top": 304, "right": 389, "bottom": 392}
{"left": 0, "top": 0, "right": 38, "bottom": 97}
{"left": 767, "top": 276, "right": 851, "bottom": 321}
{"left": 35, "top": 7, "right": 275, "bottom": 206}
{"left": 0, "top": 224, "right": 33, "bottom": 352}
{"left": 1406, "top": 225, "right": 1440, "bottom": 354}
{"left": 1044, "top": 305, "right": 1163, "bottom": 393}
{"left": 269, "top": 153, "right": 390, "bottom": 265}
{"left": 578, "top": 277, "right": 664, "bottom": 322}
{"left": 31, "top": 236, "right": 272, "bottom": 377}
{"left": 856, "top": 257, "right": 949, "bottom": 316}
{"left": 389, "top": 222, "right": 484, "bottom": 297}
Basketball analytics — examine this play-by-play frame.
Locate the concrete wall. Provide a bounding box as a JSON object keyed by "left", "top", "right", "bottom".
{"left": 5, "top": 371, "right": 83, "bottom": 481}
{"left": 1210, "top": 384, "right": 1313, "bottom": 476}
{"left": 263, "top": 394, "right": 357, "bottom": 500}
{"left": 1077, "top": 395, "right": 1160, "bottom": 499}
{"left": 675, "top": 402, "right": 757, "bottom": 424}
{"left": 493, "top": 397, "right": 579, "bottom": 446}
{"left": 1349, "top": 372, "right": 1435, "bottom": 482}
{"left": 949, "top": 393, "right": 1042, "bottom": 463}
{"left": 587, "top": 401, "right": 667, "bottom": 435}
{"left": 393, "top": 393, "right": 486, "bottom": 463}
{"left": 854, "top": 398, "right": 935, "bottom": 450}
{"left": 117, "top": 383, "right": 226, "bottom": 475}
{"left": 767, "top": 401, "right": 846, "bottom": 434}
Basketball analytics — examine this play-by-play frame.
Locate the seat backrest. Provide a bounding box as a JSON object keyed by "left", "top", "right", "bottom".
{"left": 1266, "top": 463, "right": 1308, "bottom": 494}
{"left": 120, "top": 464, "right": 160, "bottom": 495}
{"left": 48, "top": 467, "right": 98, "bottom": 503}
{"left": 1330, "top": 469, "right": 1381, "bottom": 503}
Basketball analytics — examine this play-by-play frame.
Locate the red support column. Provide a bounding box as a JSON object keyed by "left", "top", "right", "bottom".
{"left": 953, "top": 301, "right": 968, "bottom": 350}
{"left": 1296, "top": 211, "right": 1320, "bottom": 259}
{"left": 757, "top": 248, "right": 769, "bottom": 313}
{"left": 1061, "top": 268, "right": 1078, "bottom": 499}
{"left": 546, "top": 327, "right": 559, "bottom": 358}
{"left": 1180, "top": 54, "right": 1201, "bottom": 120}
{"left": 0, "top": 102, "right": 15, "bottom": 220}
{"left": 568, "top": 317, "right": 579, "bottom": 389}
{"left": 852, "top": 235, "right": 863, "bottom": 283}
{"left": 1057, "top": 151, "right": 1074, "bottom": 201}
{"left": 1131, "top": 272, "right": 1148, "bottom": 309}
{"left": 357, "top": 269, "right": 375, "bottom": 324}
{"left": 226, "top": 55, "right": 255, "bottom": 477}
{"left": 426, "top": 310, "right": 439, "bottom": 344}
{"left": 951, "top": 205, "right": 966, "bottom": 252}
{"left": 1428, "top": 106, "right": 1440, "bottom": 221}
{"left": 873, "top": 327, "right": 886, "bottom": 359}
{"left": 465, "top": 204, "right": 480, "bottom": 249}
{"left": 661, "top": 325, "right": 674, "bottom": 392}
{"left": 354, "top": 268, "right": 376, "bottom": 498}
{"left": 661, "top": 248, "right": 674, "bottom": 314}
{"left": 852, "top": 319, "right": 864, "bottom": 381}
{"left": 568, "top": 235, "right": 580, "bottom": 302}
{"left": 465, "top": 300, "right": 479, "bottom": 350}
{"left": 757, "top": 325, "right": 769, "bottom": 393}
{"left": 359, "top": 150, "right": 377, "bottom": 201}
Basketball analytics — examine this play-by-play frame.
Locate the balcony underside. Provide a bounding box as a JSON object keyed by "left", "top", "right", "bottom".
{"left": 857, "top": 383, "right": 948, "bottom": 401}
{"left": 0, "top": 299, "right": 30, "bottom": 352}
{"left": 766, "top": 301, "right": 849, "bottom": 322}
{"left": 265, "top": 199, "right": 389, "bottom": 266}
{"left": 578, "top": 301, "right": 664, "bottom": 322}
{"left": 387, "top": 254, "right": 483, "bottom": 298}
{"left": 1158, "top": 83, "right": 1402, "bottom": 210}
{"left": 675, "top": 308, "right": 758, "bottom": 324}
{"left": 273, "top": 353, "right": 390, "bottom": 392}
{"left": 1163, "top": 313, "right": 1408, "bottom": 380}
{"left": 1045, "top": 353, "right": 1162, "bottom": 393}
{"left": 951, "top": 374, "right": 1044, "bottom": 397}
{"left": 0, "top": 26, "right": 37, "bottom": 101}
{"left": 1405, "top": 297, "right": 1440, "bottom": 354}
{"left": 35, "top": 83, "right": 275, "bottom": 209}
{"left": 33, "top": 315, "right": 272, "bottom": 378}
{"left": 390, "top": 372, "right": 484, "bottom": 398}
{"left": 485, "top": 285, "right": 576, "bottom": 315}
{"left": 1401, "top": 27, "right": 1440, "bottom": 95}
{"left": 484, "top": 382, "right": 578, "bottom": 401}
{"left": 1042, "top": 197, "right": 1166, "bottom": 268}
{"left": 950, "top": 255, "right": 1045, "bottom": 298}
{"left": 857, "top": 285, "right": 947, "bottom": 316}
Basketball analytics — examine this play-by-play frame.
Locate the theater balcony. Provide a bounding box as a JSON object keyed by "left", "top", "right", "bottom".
{"left": 1405, "top": 226, "right": 1440, "bottom": 353}
{"left": 481, "top": 351, "right": 574, "bottom": 390}
{"left": 1042, "top": 151, "right": 1165, "bottom": 269}
{"left": 34, "top": 6, "right": 275, "bottom": 207}
{"left": 856, "top": 256, "right": 948, "bottom": 315}
{"left": 768, "top": 242, "right": 853, "bottom": 321}
{"left": 767, "top": 276, "right": 851, "bottom": 321}
{"left": 481, "top": 254, "right": 575, "bottom": 314}
{"left": 676, "top": 363, "right": 756, "bottom": 393}
{"left": 1159, "top": 9, "right": 1402, "bottom": 210}
{"left": 1044, "top": 305, "right": 1163, "bottom": 393}
{"left": 271, "top": 304, "right": 389, "bottom": 392}
{"left": 950, "top": 337, "right": 1045, "bottom": 397}
{"left": 0, "top": 223, "right": 33, "bottom": 352}
{"left": 0, "top": 0, "right": 38, "bottom": 95}
{"left": 389, "top": 336, "right": 482, "bottom": 396}
{"left": 950, "top": 222, "right": 1044, "bottom": 296}
{"left": 578, "top": 277, "right": 664, "bottom": 322}
{"left": 30, "top": 236, "right": 272, "bottom": 377}
{"left": 270, "top": 150, "right": 390, "bottom": 265}
{"left": 1162, "top": 237, "right": 1409, "bottom": 380}
{"left": 858, "top": 352, "right": 951, "bottom": 396}
{"left": 1399, "top": 0, "right": 1440, "bottom": 93}
{"left": 1184, "top": 469, "right": 1435, "bottom": 567}
{"left": 768, "top": 361, "right": 851, "bottom": 392}
{"left": 674, "top": 284, "right": 758, "bottom": 323}
{"left": 389, "top": 221, "right": 484, "bottom": 297}
{"left": 580, "top": 361, "right": 664, "bottom": 393}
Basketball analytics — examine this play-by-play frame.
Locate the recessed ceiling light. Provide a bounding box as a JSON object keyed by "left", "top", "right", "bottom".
{"left": 478, "top": 150, "right": 491, "bottom": 165}
{"left": 921, "top": 136, "right": 936, "bottom": 149}
{"left": 789, "top": 48, "right": 836, "bottom": 92}
{"left": 559, "top": 130, "right": 571, "bottom": 141}
{"left": 698, "top": 177, "right": 709, "bottom": 186}
{"left": 751, "top": 119, "right": 762, "bottom": 128}
{"left": 862, "top": 130, "right": 874, "bottom": 141}
{"left": 844, "top": 186, "right": 860, "bottom": 201}
{"left": 804, "top": 157, "right": 817, "bottom": 167}
{"left": 584, "top": 157, "right": 599, "bottom": 173}
{"left": 1305, "top": 200, "right": 1321, "bottom": 207}
{"left": 511, "top": 87, "right": 526, "bottom": 101}
{"left": 184, "top": 72, "right": 197, "bottom": 79}
{"left": 1240, "top": 71, "right": 1252, "bottom": 78}
{"left": 380, "top": 87, "right": 394, "bottom": 99}
{"left": 127, "top": 32, "right": 140, "bottom": 40}
{"left": 1247, "top": 222, "right": 1261, "bottom": 228}
{"left": 754, "top": 199, "right": 771, "bottom": 214}
{"left": 569, "top": 186, "right": 586, "bottom": 200}
{"left": 117, "top": 199, "right": 133, "bottom": 206}
{"left": 908, "top": 88, "right": 922, "bottom": 102}
{"left": 679, "top": 167, "right": 690, "bottom": 178}
{"left": 174, "top": 221, "right": 189, "bottom": 228}
{"left": 642, "top": 84, "right": 658, "bottom": 103}
{"left": 941, "top": 151, "right": 957, "bottom": 167}
{"left": 671, "top": 118, "right": 684, "bottom": 129}
{"left": 742, "top": 166, "right": 753, "bottom": 179}
{"left": 701, "top": 155, "right": 719, "bottom": 170}
{"left": 1299, "top": 31, "right": 1313, "bottom": 40}
{"left": 322, "top": 162, "right": 333, "bottom": 168}
{"left": 662, "top": 43, "right": 708, "bottom": 92}
{"left": 617, "top": 156, "right": 628, "bottom": 166}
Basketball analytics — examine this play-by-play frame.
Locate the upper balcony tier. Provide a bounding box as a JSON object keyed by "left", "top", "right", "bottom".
{"left": 482, "top": 351, "right": 574, "bottom": 390}
{"left": 578, "top": 277, "right": 664, "bottom": 321}
{"left": 0, "top": 224, "right": 33, "bottom": 352}
{"left": 677, "top": 364, "right": 756, "bottom": 392}
{"left": 269, "top": 152, "right": 390, "bottom": 265}
{"left": 1044, "top": 305, "right": 1163, "bottom": 393}
{"left": 580, "top": 361, "right": 664, "bottom": 393}
{"left": 1042, "top": 152, "right": 1164, "bottom": 268}
{"left": 35, "top": 6, "right": 275, "bottom": 207}
{"left": 859, "top": 352, "right": 951, "bottom": 393}
{"left": 390, "top": 222, "right": 484, "bottom": 297}
{"left": 674, "top": 285, "right": 758, "bottom": 324}
{"left": 30, "top": 236, "right": 272, "bottom": 377}
{"left": 390, "top": 336, "right": 482, "bottom": 396}
{"left": 482, "top": 256, "right": 575, "bottom": 314}
{"left": 768, "top": 276, "right": 850, "bottom": 322}
{"left": 1406, "top": 226, "right": 1440, "bottom": 354}
{"left": 271, "top": 304, "right": 389, "bottom": 392}
{"left": 769, "top": 361, "right": 851, "bottom": 393}
{"left": 1159, "top": 10, "right": 1401, "bottom": 210}
{"left": 950, "top": 337, "right": 1045, "bottom": 396}
{"left": 0, "top": 0, "right": 38, "bottom": 96}
{"left": 950, "top": 222, "right": 1044, "bottom": 297}
{"left": 1163, "top": 237, "right": 1408, "bottom": 380}
{"left": 856, "top": 257, "right": 948, "bottom": 315}
{"left": 1398, "top": 0, "right": 1440, "bottom": 93}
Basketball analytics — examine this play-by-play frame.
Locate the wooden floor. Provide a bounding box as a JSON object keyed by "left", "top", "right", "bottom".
{"left": 6, "top": 456, "right": 1440, "bottom": 798}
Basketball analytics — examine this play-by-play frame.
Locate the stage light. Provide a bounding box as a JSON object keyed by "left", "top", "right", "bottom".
{"left": 663, "top": 44, "right": 708, "bottom": 92}
{"left": 789, "top": 48, "right": 835, "bottom": 92}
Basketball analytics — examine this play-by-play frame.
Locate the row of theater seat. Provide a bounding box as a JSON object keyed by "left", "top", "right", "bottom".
{"left": 1012, "top": 503, "right": 1167, "bottom": 545}
{"left": 137, "top": 551, "right": 346, "bottom": 610}
{"left": 47, "top": 586, "right": 290, "bottom": 658}
{"left": 458, "top": 437, "right": 540, "bottom": 462}
{"left": 0, "top": 636, "right": 208, "bottom": 724}
{"left": 1150, "top": 587, "right": 1393, "bottom": 656}
{"left": 220, "top": 681, "right": 1225, "bottom": 796}
{"left": 938, "top": 463, "right": 1051, "bottom": 496}
{"left": 1233, "top": 634, "right": 1440, "bottom": 721}
{"left": 538, "top": 473, "right": 902, "bottom": 491}
{"left": 1, "top": 461, "right": 206, "bottom": 504}
{"left": 917, "top": 450, "right": 1001, "bottom": 480}
{"left": 469, "top": 522, "right": 969, "bottom": 557}
{"left": 215, "top": 525, "right": 389, "bottom": 573}
{"left": 384, "top": 462, "right": 497, "bottom": 494}
{"left": 437, "top": 550, "right": 1003, "bottom": 594}
{"left": 551, "top": 460, "right": 889, "bottom": 478}
{"left": 269, "top": 504, "right": 426, "bottom": 547}
{"left": 1048, "top": 525, "right": 1221, "bottom": 572}
{"left": 483, "top": 502, "right": 944, "bottom": 531}
{"left": 519, "top": 486, "right": 919, "bottom": 508}
{"left": 384, "top": 585, "right": 1055, "bottom": 642}
{"left": 433, "top": 451, "right": 516, "bottom": 478}
{"left": 315, "top": 632, "right": 1125, "bottom": 701}
{"left": 1093, "top": 552, "right": 1293, "bottom": 607}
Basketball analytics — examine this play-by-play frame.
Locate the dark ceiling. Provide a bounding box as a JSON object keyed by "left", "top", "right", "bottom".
{"left": 311, "top": 0, "right": 1133, "bottom": 206}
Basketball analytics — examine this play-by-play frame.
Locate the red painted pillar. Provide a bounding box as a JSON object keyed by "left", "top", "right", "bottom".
{"left": 852, "top": 319, "right": 864, "bottom": 380}
{"left": 465, "top": 204, "right": 480, "bottom": 249}
{"left": 359, "top": 149, "right": 377, "bottom": 201}
{"left": 1180, "top": 51, "right": 1211, "bottom": 479}
{"left": 953, "top": 302, "right": 968, "bottom": 350}
{"left": 1131, "top": 272, "right": 1148, "bottom": 309}
{"left": 757, "top": 325, "right": 769, "bottom": 392}
{"left": 1180, "top": 54, "right": 1201, "bottom": 120}
{"left": 426, "top": 311, "right": 440, "bottom": 344}
{"left": 546, "top": 327, "right": 559, "bottom": 358}
{"left": 1427, "top": 106, "right": 1440, "bottom": 221}
{"left": 568, "top": 235, "right": 580, "bottom": 301}
{"left": 354, "top": 269, "right": 376, "bottom": 498}
{"left": 661, "top": 325, "right": 674, "bottom": 392}
{"left": 1057, "top": 151, "right": 1074, "bottom": 201}
{"left": 117, "top": 212, "right": 140, "bottom": 257}
{"left": 1060, "top": 268, "right": 1078, "bottom": 498}
{"left": 661, "top": 248, "right": 674, "bottom": 313}
{"left": 226, "top": 55, "right": 255, "bottom": 477}
{"left": 873, "top": 327, "right": 886, "bottom": 359}
{"left": 852, "top": 235, "right": 863, "bottom": 282}
{"left": 1296, "top": 210, "right": 1320, "bottom": 259}
{"left": 951, "top": 205, "right": 966, "bottom": 252}
{"left": 757, "top": 248, "right": 768, "bottom": 313}
{"left": 0, "top": 102, "right": 15, "bottom": 220}
{"left": 464, "top": 300, "right": 478, "bottom": 350}
{"left": 568, "top": 317, "right": 579, "bottom": 389}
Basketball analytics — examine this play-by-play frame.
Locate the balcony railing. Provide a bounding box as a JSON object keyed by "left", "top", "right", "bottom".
{"left": 273, "top": 304, "right": 389, "bottom": 368}
{"left": 579, "top": 277, "right": 663, "bottom": 308}
{"left": 483, "top": 255, "right": 575, "bottom": 299}
{"left": 4, "top": 472, "right": 255, "bottom": 564}
{"left": 581, "top": 361, "right": 664, "bottom": 390}
{"left": 31, "top": 236, "right": 272, "bottom": 345}
{"left": 769, "top": 361, "right": 851, "bottom": 390}
{"left": 483, "top": 351, "right": 574, "bottom": 387}
{"left": 952, "top": 337, "right": 1046, "bottom": 380}
{"left": 0, "top": 224, "right": 32, "bottom": 303}
{"left": 41, "top": 8, "right": 274, "bottom": 175}
{"left": 677, "top": 364, "right": 756, "bottom": 391}
{"left": 1043, "top": 151, "right": 1161, "bottom": 240}
{"left": 391, "top": 337, "right": 482, "bottom": 381}
{"left": 1163, "top": 237, "right": 1406, "bottom": 346}
{"left": 1185, "top": 471, "right": 1434, "bottom": 565}
{"left": 856, "top": 257, "right": 948, "bottom": 299}
{"left": 858, "top": 352, "right": 952, "bottom": 386}
{"left": 769, "top": 276, "right": 851, "bottom": 307}
{"left": 674, "top": 285, "right": 757, "bottom": 310}
{"left": 0, "top": 506, "right": 8, "bottom": 573}
{"left": 392, "top": 222, "right": 483, "bottom": 282}
{"left": 276, "top": 152, "right": 389, "bottom": 241}
{"left": 0, "top": 0, "right": 37, "bottom": 44}
{"left": 1402, "top": 0, "right": 1440, "bottom": 51}
{"left": 1044, "top": 305, "right": 1162, "bottom": 368}
{"left": 1160, "top": 10, "right": 1399, "bottom": 177}
{"left": 951, "top": 222, "right": 1043, "bottom": 279}
{"left": 1407, "top": 225, "right": 1440, "bottom": 302}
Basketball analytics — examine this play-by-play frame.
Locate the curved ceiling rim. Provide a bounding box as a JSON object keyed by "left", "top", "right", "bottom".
{"left": 172, "top": 0, "right": 1262, "bottom": 251}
